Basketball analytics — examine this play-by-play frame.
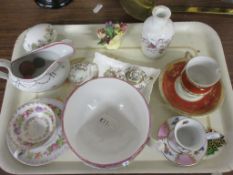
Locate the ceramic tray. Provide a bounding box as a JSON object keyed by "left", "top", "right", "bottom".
{"left": 0, "top": 22, "right": 233, "bottom": 174}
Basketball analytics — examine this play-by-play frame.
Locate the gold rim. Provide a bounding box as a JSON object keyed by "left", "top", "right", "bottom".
{"left": 158, "top": 58, "right": 224, "bottom": 117}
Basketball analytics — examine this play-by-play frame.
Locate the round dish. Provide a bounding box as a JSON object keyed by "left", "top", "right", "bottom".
{"left": 63, "top": 78, "right": 150, "bottom": 168}
{"left": 7, "top": 98, "right": 67, "bottom": 166}
{"left": 8, "top": 102, "right": 56, "bottom": 149}
{"left": 157, "top": 116, "right": 207, "bottom": 166}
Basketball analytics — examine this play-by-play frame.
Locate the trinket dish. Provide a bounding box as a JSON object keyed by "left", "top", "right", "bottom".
{"left": 68, "top": 63, "right": 98, "bottom": 85}
{"left": 93, "top": 52, "right": 160, "bottom": 102}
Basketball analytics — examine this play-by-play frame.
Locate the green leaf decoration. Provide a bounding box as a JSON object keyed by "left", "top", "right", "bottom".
{"left": 206, "top": 135, "right": 226, "bottom": 156}
{"left": 105, "top": 26, "right": 114, "bottom": 39}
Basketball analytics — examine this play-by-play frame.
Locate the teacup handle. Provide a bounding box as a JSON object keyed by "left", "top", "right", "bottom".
{"left": 0, "top": 59, "right": 11, "bottom": 80}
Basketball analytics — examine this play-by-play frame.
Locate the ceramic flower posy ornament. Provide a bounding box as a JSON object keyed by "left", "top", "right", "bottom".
{"left": 97, "top": 21, "right": 128, "bottom": 49}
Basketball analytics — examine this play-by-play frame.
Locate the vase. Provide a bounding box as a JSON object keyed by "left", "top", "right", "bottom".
{"left": 141, "top": 5, "right": 174, "bottom": 59}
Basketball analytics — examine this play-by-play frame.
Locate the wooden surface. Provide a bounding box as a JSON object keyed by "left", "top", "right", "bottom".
{"left": 0, "top": 0, "right": 233, "bottom": 174}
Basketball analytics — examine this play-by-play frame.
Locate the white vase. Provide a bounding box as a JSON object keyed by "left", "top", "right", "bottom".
{"left": 141, "top": 5, "right": 174, "bottom": 59}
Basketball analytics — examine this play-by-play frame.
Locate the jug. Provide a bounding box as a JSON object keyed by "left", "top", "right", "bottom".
{"left": 0, "top": 40, "right": 74, "bottom": 92}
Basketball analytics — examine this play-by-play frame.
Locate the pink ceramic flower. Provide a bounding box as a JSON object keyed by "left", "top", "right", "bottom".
{"left": 157, "top": 122, "right": 170, "bottom": 139}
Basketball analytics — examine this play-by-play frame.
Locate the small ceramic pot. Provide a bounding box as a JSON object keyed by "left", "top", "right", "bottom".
{"left": 68, "top": 63, "right": 98, "bottom": 85}
{"left": 0, "top": 41, "right": 74, "bottom": 92}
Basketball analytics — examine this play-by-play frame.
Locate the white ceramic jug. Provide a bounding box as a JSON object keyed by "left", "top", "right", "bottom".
{"left": 0, "top": 40, "right": 74, "bottom": 92}
{"left": 141, "top": 5, "right": 174, "bottom": 59}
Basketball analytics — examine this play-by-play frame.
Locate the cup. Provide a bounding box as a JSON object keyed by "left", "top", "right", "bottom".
{"left": 175, "top": 56, "right": 221, "bottom": 101}
{"left": 167, "top": 118, "right": 207, "bottom": 153}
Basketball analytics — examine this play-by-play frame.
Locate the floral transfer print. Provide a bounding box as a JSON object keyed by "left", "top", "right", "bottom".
{"left": 25, "top": 134, "right": 66, "bottom": 160}
{"left": 157, "top": 116, "right": 207, "bottom": 166}
{"left": 7, "top": 101, "right": 67, "bottom": 166}
{"left": 30, "top": 25, "right": 56, "bottom": 50}
{"left": 103, "top": 66, "right": 153, "bottom": 91}
{"left": 103, "top": 67, "right": 126, "bottom": 80}
{"left": 69, "top": 63, "right": 98, "bottom": 85}
{"left": 142, "top": 37, "right": 171, "bottom": 55}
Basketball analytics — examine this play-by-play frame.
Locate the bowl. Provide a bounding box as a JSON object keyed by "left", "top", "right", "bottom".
{"left": 8, "top": 102, "right": 57, "bottom": 149}
{"left": 62, "top": 78, "right": 150, "bottom": 168}
{"left": 23, "top": 23, "right": 57, "bottom": 52}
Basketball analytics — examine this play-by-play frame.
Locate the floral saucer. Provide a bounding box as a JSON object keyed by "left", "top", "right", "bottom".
{"left": 157, "top": 116, "right": 207, "bottom": 166}
{"left": 7, "top": 98, "right": 68, "bottom": 166}
{"left": 8, "top": 102, "right": 56, "bottom": 149}
{"left": 159, "top": 59, "right": 223, "bottom": 116}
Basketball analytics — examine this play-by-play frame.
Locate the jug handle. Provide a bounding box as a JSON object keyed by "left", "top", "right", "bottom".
{"left": 0, "top": 59, "right": 11, "bottom": 80}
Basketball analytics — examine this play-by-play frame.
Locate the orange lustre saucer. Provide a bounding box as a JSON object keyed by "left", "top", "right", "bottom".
{"left": 159, "top": 59, "right": 224, "bottom": 116}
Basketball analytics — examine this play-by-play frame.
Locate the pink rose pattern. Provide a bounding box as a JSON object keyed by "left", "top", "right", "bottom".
{"left": 142, "top": 37, "right": 171, "bottom": 54}
{"left": 21, "top": 104, "right": 66, "bottom": 160}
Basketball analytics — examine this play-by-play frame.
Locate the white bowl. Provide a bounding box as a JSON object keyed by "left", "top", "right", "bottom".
{"left": 23, "top": 23, "right": 57, "bottom": 52}
{"left": 62, "top": 78, "right": 150, "bottom": 168}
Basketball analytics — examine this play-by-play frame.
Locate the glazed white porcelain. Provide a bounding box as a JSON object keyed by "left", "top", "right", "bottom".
{"left": 141, "top": 5, "right": 174, "bottom": 59}
{"left": 8, "top": 102, "right": 56, "bottom": 150}
{"left": 63, "top": 78, "right": 150, "bottom": 168}
{"left": 168, "top": 118, "right": 207, "bottom": 153}
{"left": 0, "top": 40, "right": 74, "bottom": 92}
{"left": 23, "top": 23, "right": 57, "bottom": 52}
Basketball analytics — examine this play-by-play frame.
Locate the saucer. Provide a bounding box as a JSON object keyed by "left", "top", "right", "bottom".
{"left": 8, "top": 102, "right": 56, "bottom": 149}
{"left": 159, "top": 59, "right": 223, "bottom": 116}
{"left": 7, "top": 98, "right": 68, "bottom": 166}
{"left": 157, "top": 116, "right": 207, "bottom": 166}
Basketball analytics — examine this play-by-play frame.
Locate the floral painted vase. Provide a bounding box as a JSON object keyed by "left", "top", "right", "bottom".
{"left": 141, "top": 5, "right": 174, "bottom": 59}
